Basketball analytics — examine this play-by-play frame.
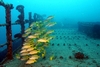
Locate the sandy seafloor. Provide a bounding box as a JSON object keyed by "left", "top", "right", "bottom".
{"left": 3, "top": 28, "right": 100, "bottom": 67}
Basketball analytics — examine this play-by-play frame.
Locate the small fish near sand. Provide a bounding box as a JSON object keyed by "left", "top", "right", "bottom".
{"left": 16, "top": 15, "right": 56, "bottom": 65}
{"left": 37, "top": 38, "right": 49, "bottom": 43}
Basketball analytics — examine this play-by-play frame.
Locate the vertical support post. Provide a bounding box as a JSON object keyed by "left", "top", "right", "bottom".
{"left": 29, "top": 12, "right": 32, "bottom": 27}
{"left": 5, "top": 4, "right": 13, "bottom": 60}
{"left": 20, "top": 7, "right": 25, "bottom": 35}
{"left": 20, "top": 8, "right": 25, "bottom": 44}
{"left": 33, "top": 13, "right": 37, "bottom": 22}
{"left": 16, "top": 5, "right": 25, "bottom": 44}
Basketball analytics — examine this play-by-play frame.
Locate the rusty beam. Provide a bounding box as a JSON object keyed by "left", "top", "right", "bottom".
{"left": 0, "top": 21, "right": 29, "bottom": 27}
{"left": 5, "top": 4, "right": 14, "bottom": 60}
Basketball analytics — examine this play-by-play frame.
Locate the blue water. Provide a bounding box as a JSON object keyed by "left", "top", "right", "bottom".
{"left": 0, "top": 0, "right": 100, "bottom": 66}
{"left": 0, "top": 0, "right": 100, "bottom": 63}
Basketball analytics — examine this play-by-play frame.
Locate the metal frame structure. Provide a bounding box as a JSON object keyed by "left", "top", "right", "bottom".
{"left": 0, "top": 0, "right": 33, "bottom": 64}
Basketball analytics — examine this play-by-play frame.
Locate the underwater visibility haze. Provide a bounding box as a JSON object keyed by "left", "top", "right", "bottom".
{"left": 0, "top": 0, "right": 100, "bottom": 67}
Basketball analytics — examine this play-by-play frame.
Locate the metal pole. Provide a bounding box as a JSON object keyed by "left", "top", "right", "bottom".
{"left": 5, "top": 4, "right": 13, "bottom": 60}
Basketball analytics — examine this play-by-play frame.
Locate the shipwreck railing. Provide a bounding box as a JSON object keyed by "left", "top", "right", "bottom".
{"left": 0, "top": 0, "right": 33, "bottom": 64}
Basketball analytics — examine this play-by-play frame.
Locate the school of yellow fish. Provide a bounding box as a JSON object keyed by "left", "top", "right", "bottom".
{"left": 16, "top": 15, "right": 56, "bottom": 64}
